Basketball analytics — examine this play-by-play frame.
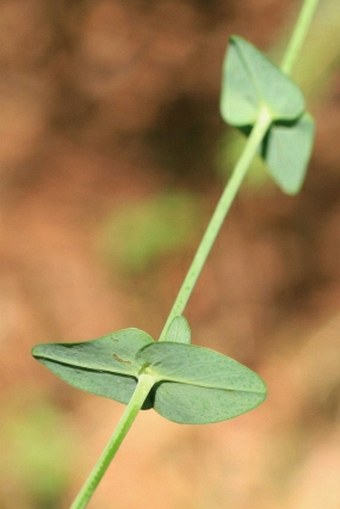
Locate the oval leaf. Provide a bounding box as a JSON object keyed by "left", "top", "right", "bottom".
{"left": 220, "top": 36, "right": 305, "bottom": 127}
{"left": 137, "top": 342, "right": 266, "bottom": 424}
{"left": 32, "top": 328, "right": 153, "bottom": 405}
{"left": 262, "top": 112, "right": 315, "bottom": 194}
{"left": 163, "top": 316, "right": 191, "bottom": 344}
{"left": 152, "top": 382, "right": 264, "bottom": 424}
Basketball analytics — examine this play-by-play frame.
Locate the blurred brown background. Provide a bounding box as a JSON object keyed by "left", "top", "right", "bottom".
{"left": 1, "top": 1, "right": 340, "bottom": 508}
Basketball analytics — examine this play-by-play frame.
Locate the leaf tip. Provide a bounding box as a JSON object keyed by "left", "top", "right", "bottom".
{"left": 163, "top": 315, "right": 191, "bottom": 344}
{"left": 31, "top": 343, "right": 43, "bottom": 359}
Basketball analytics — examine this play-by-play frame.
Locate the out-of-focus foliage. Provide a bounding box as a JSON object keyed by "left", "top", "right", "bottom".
{"left": 0, "top": 392, "right": 75, "bottom": 508}
{"left": 99, "top": 192, "right": 203, "bottom": 274}
{"left": 280, "top": 0, "right": 340, "bottom": 99}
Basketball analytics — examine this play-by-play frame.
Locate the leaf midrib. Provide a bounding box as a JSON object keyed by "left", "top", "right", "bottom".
{"left": 35, "top": 354, "right": 266, "bottom": 394}
{"left": 152, "top": 374, "right": 266, "bottom": 394}
{"left": 34, "top": 353, "right": 139, "bottom": 377}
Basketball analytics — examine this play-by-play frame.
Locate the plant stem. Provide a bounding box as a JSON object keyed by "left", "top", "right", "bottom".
{"left": 68, "top": 2, "right": 321, "bottom": 505}
{"left": 69, "top": 374, "right": 155, "bottom": 509}
{"left": 281, "top": 0, "right": 320, "bottom": 74}
{"left": 159, "top": 107, "right": 272, "bottom": 341}
{"left": 159, "top": 0, "right": 320, "bottom": 341}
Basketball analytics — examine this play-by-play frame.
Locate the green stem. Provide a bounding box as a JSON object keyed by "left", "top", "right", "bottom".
{"left": 281, "top": 0, "right": 320, "bottom": 74}
{"left": 68, "top": 2, "right": 321, "bottom": 506}
{"left": 159, "top": 106, "right": 272, "bottom": 341}
{"left": 159, "top": 0, "right": 320, "bottom": 341}
{"left": 69, "top": 374, "right": 155, "bottom": 509}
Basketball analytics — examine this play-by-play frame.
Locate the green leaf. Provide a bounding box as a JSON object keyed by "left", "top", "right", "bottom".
{"left": 163, "top": 316, "right": 191, "bottom": 344}
{"left": 262, "top": 112, "right": 315, "bottom": 194}
{"left": 32, "top": 329, "right": 153, "bottom": 406}
{"left": 220, "top": 36, "right": 305, "bottom": 126}
{"left": 137, "top": 342, "right": 266, "bottom": 424}
{"left": 33, "top": 328, "right": 267, "bottom": 424}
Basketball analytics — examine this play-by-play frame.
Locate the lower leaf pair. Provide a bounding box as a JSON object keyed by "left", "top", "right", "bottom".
{"left": 32, "top": 317, "right": 266, "bottom": 424}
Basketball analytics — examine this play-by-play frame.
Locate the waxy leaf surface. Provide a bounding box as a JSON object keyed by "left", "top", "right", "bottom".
{"left": 163, "top": 316, "right": 191, "bottom": 344}
{"left": 33, "top": 328, "right": 267, "bottom": 424}
{"left": 32, "top": 328, "right": 153, "bottom": 405}
{"left": 137, "top": 342, "right": 266, "bottom": 424}
{"left": 262, "top": 113, "right": 315, "bottom": 194}
{"left": 220, "top": 36, "right": 305, "bottom": 126}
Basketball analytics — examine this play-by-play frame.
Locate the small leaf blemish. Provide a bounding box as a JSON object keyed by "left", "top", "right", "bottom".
{"left": 112, "top": 354, "right": 132, "bottom": 365}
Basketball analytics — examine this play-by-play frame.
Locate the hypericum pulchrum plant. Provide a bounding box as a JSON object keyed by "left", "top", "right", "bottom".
{"left": 32, "top": 0, "right": 319, "bottom": 507}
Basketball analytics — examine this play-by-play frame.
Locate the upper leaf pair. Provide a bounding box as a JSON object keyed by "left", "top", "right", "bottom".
{"left": 220, "top": 36, "right": 315, "bottom": 194}
{"left": 32, "top": 316, "right": 266, "bottom": 425}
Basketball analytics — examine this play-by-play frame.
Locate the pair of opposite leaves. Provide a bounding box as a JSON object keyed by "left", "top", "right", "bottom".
{"left": 221, "top": 36, "right": 315, "bottom": 195}
{"left": 32, "top": 316, "right": 266, "bottom": 425}
{"left": 32, "top": 36, "right": 314, "bottom": 424}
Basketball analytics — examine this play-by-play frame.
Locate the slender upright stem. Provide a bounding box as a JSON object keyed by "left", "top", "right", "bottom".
{"left": 159, "top": 107, "right": 272, "bottom": 341}
{"left": 70, "top": 374, "right": 155, "bottom": 509}
{"left": 68, "top": 2, "right": 321, "bottom": 507}
{"left": 281, "top": 0, "right": 320, "bottom": 74}
{"left": 159, "top": 0, "right": 320, "bottom": 341}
